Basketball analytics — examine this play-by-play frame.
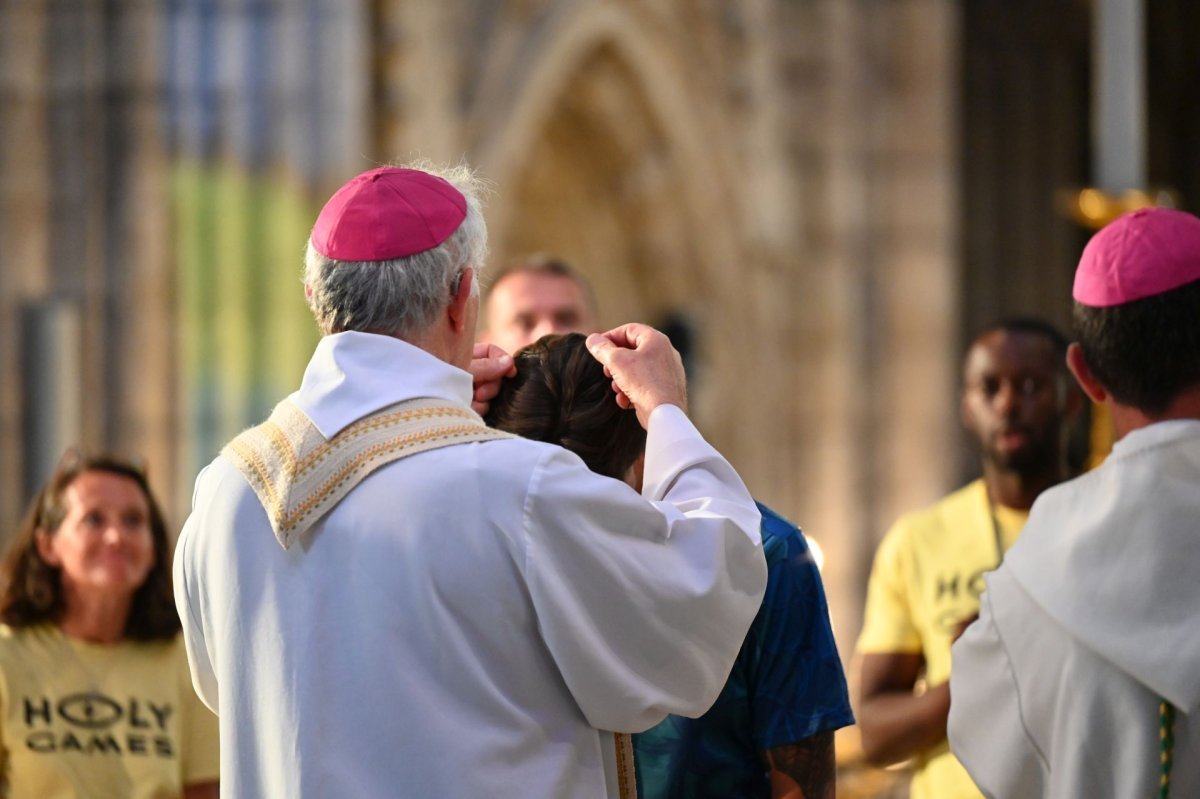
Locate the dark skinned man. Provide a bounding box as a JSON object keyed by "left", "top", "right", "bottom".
{"left": 854, "top": 318, "right": 1080, "bottom": 799}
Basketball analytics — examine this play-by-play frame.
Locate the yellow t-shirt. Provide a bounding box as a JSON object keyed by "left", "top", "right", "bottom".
{"left": 0, "top": 624, "right": 219, "bottom": 798}
{"left": 857, "top": 479, "right": 1026, "bottom": 799}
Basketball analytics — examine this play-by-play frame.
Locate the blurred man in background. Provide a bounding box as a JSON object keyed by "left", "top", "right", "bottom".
{"left": 855, "top": 317, "right": 1080, "bottom": 799}
{"left": 480, "top": 254, "right": 597, "bottom": 356}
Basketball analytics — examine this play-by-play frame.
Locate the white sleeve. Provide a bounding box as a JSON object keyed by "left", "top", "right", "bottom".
{"left": 523, "top": 404, "right": 766, "bottom": 733}
{"left": 949, "top": 580, "right": 1047, "bottom": 798}
{"left": 173, "top": 470, "right": 220, "bottom": 715}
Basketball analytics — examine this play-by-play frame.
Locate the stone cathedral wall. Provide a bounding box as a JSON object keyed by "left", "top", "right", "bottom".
{"left": 0, "top": 0, "right": 962, "bottom": 694}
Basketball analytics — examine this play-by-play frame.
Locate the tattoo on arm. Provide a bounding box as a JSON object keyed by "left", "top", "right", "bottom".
{"left": 766, "top": 730, "right": 836, "bottom": 799}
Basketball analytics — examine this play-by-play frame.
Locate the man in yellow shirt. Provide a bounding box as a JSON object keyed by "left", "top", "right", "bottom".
{"left": 855, "top": 318, "right": 1081, "bottom": 799}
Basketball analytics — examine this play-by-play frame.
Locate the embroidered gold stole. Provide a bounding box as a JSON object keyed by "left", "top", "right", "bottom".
{"left": 222, "top": 397, "right": 512, "bottom": 549}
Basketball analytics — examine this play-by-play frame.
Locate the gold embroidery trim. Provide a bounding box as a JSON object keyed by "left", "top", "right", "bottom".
{"left": 223, "top": 399, "right": 512, "bottom": 547}
{"left": 268, "top": 424, "right": 500, "bottom": 531}
{"left": 614, "top": 731, "right": 638, "bottom": 799}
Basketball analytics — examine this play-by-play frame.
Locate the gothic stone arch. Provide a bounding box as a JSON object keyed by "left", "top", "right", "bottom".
{"left": 466, "top": 2, "right": 766, "bottom": 463}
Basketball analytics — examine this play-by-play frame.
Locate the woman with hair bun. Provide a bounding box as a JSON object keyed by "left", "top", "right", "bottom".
{"left": 487, "top": 332, "right": 854, "bottom": 799}
{"left": 0, "top": 451, "right": 218, "bottom": 797}
{"left": 485, "top": 332, "right": 648, "bottom": 485}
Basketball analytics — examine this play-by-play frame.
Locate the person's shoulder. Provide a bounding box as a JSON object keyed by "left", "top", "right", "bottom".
{"left": 0, "top": 622, "right": 51, "bottom": 644}
{"left": 756, "top": 501, "right": 800, "bottom": 539}
{"left": 471, "top": 434, "right": 574, "bottom": 480}
{"left": 184, "top": 457, "right": 277, "bottom": 537}
{"left": 0, "top": 623, "right": 59, "bottom": 667}
{"left": 0, "top": 624, "right": 29, "bottom": 679}
{"left": 0, "top": 623, "right": 25, "bottom": 653}
{"left": 755, "top": 502, "right": 810, "bottom": 564}
{"left": 754, "top": 504, "right": 832, "bottom": 613}
{"left": 425, "top": 436, "right": 603, "bottom": 507}
{"left": 935, "top": 478, "right": 987, "bottom": 513}
{"left": 885, "top": 479, "right": 984, "bottom": 541}
{"left": 193, "top": 455, "right": 258, "bottom": 502}
{"left": 476, "top": 433, "right": 557, "bottom": 457}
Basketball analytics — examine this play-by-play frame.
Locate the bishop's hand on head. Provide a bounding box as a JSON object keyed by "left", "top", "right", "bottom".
{"left": 585, "top": 323, "right": 688, "bottom": 428}
{"left": 470, "top": 342, "right": 516, "bottom": 416}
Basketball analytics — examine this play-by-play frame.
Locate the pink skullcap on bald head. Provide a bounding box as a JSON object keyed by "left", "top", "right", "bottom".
{"left": 311, "top": 167, "right": 467, "bottom": 261}
{"left": 1073, "top": 207, "right": 1200, "bottom": 307}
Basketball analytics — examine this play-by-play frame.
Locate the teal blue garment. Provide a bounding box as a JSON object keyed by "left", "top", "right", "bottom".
{"left": 633, "top": 503, "right": 854, "bottom": 798}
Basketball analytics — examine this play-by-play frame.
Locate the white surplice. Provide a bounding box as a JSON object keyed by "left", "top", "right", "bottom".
{"left": 949, "top": 420, "right": 1200, "bottom": 798}
{"left": 174, "top": 331, "right": 766, "bottom": 798}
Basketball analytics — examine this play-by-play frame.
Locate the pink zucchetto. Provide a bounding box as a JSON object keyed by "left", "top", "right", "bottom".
{"left": 1073, "top": 207, "right": 1200, "bottom": 308}
{"left": 310, "top": 167, "right": 467, "bottom": 261}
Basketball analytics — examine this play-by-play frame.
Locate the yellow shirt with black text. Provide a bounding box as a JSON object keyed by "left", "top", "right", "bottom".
{"left": 0, "top": 624, "right": 218, "bottom": 798}
{"left": 857, "top": 479, "right": 1026, "bottom": 799}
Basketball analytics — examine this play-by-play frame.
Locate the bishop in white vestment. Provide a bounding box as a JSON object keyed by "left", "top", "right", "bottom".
{"left": 174, "top": 164, "right": 767, "bottom": 798}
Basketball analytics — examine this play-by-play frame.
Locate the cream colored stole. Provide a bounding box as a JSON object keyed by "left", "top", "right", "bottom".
{"left": 222, "top": 396, "right": 639, "bottom": 798}
{"left": 222, "top": 397, "right": 513, "bottom": 549}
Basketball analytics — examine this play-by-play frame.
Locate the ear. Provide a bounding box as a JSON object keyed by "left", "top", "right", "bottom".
{"left": 35, "top": 530, "right": 61, "bottom": 567}
{"left": 1066, "top": 342, "right": 1108, "bottom": 405}
{"left": 959, "top": 388, "right": 975, "bottom": 432}
{"left": 1060, "top": 380, "right": 1085, "bottom": 421}
{"left": 447, "top": 268, "right": 475, "bottom": 333}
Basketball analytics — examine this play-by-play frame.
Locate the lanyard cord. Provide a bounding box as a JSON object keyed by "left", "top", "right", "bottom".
{"left": 986, "top": 498, "right": 1006, "bottom": 570}
{"left": 1159, "top": 700, "right": 1176, "bottom": 799}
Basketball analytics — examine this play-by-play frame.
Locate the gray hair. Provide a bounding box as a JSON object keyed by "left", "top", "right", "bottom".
{"left": 303, "top": 162, "right": 489, "bottom": 339}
